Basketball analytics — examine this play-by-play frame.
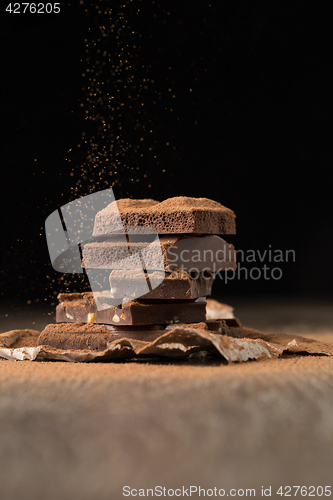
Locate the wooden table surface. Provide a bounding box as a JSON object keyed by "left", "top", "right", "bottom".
{"left": 1, "top": 298, "right": 333, "bottom": 500}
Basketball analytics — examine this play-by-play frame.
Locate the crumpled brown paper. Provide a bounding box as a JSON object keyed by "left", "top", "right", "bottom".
{"left": 243, "top": 327, "right": 333, "bottom": 356}
{"left": 0, "top": 322, "right": 332, "bottom": 363}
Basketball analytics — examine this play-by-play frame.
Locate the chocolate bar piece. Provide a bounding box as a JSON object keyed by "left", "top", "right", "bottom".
{"left": 56, "top": 292, "right": 206, "bottom": 325}
{"left": 109, "top": 269, "right": 214, "bottom": 300}
{"left": 92, "top": 196, "right": 236, "bottom": 236}
{"left": 38, "top": 323, "right": 166, "bottom": 350}
{"left": 82, "top": 235, "right": 236, "bottom": 273}
{"left": 38, "top": 318, "right": 243, "bottom": 351}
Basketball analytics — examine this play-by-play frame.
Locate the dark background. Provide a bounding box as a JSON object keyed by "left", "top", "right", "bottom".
{"left": 1, "top": 1, "right": 332, "bottom": 304}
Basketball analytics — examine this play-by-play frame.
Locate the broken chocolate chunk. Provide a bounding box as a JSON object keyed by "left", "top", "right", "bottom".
{"left": 56, "top": 292, "right": 207, "bottom": 325}
{"left": 38, "top": 318, "right": 243, "bottom": 351}
{"left": 109, "top": 269, "right": 214, "bottom": 300}
{"left": 92, "top": 196, "right": 236, "bottom": 235}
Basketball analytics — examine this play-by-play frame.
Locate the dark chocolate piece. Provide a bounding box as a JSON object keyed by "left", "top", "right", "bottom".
{"left": 38, "top": 318, "right": 243, "bottom": 351}
{"left": 92, "top": 196, "right": 236, "bottom": 235}
{"left": 82, "top": 235, "right": 236, "bottom": 273}
{"left": 109, "top": 269, "right": 214, "bottom": 300}
{"left": 56, "top": 292, "right": 206, "bottom": 325}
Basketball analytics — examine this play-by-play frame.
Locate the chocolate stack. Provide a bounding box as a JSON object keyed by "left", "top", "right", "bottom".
{"left": 38, "top": 197, "right": 239, "bottom": 351}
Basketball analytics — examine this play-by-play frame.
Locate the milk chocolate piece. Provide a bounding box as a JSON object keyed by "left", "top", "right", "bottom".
{"left": 82, "top": 235, "right": 236, "bottom": 273}
{"left": 38, "top": 318, "right": 243, "bottom": 351}
{"left": 56, "top": 292, "right": 206, "bottom": 325}
{"left": 109, "top": 269, "right": 214, "bottom": 300}
{"left": 38, "top": 323, "right": 165, "bottom": 350}
{"left": 92, "top": 196, "right": 236, "bottom": 235}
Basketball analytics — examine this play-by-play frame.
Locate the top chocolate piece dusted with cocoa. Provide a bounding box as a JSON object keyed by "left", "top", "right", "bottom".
{"left": 92, "top": 196, "right": 236, "bottom": 235}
